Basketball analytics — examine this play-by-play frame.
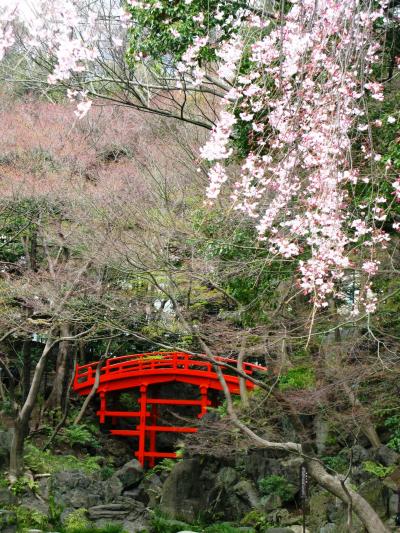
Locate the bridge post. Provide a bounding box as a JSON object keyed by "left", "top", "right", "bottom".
{"left": 138, "top": 385, "right": 147, "bottom": 466}
{"left": 99, "top": 391, "right": 106, "bottom": 423}
{"left": 199, "top": 385, "right": 208, "bottom": 418}
{"left": 149, "top": 404, "right": 157, "bottom": 468}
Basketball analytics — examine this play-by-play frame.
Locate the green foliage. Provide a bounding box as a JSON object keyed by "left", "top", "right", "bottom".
{"left": 278, "top": 366, "right": 315, "bottom": 391}
{"left": 362, "top": 461, "right": 396, "bottom": 479}
{"left": 241, "top": 509, "right": 270, "bottom": 531}
{"left": 0, "top": 398, "right": 14, "bottom": 416}
{"left": 60, "top": 424, "right": 100, "bottom": 449}
{"left": 48, "top": 494, "right": 64, "bottom": 527}
{"left": 64, "top": 508, "right": 91, "bottom": 533}
{"left": 176, "top": 334, "right": 195, "bottom": 350}
{"left": 145, "top": 458, "right": 177, "bottom": 478}
{"left": 10, "top": 476, "right": 39, "bottom": 496}
{"left": 0, "top": 507, "right": 16, "bottom": 529}
{"left": 72, "top": 525, "right": 128, "bottom": 533}
{"left": 213, "top": 397, "right": 241, "bottom": 417}
{"left": 24, "top": 444, "right": 102, "bottom": 474}
{"left": 384, "top": 415, "right": 400, "bottom": 452}
{"left": 85, "top": 525, "right": 128, "bottom": 533}
{"left": 325, "top": 433, "right": 339, "bottom": 446}
{"left": 119, "top": 393, "right": 139, "bottom": 411}
{"left": 258, "top": 475, "right": 297, "bottom": 502}
{"left": 150, "top": 512, "right": 199, "bottom": 533}
{"left": 191, "top": 207, "right": 295, "bottom": 326}
{"left": 322, "top": 453, "right": 349, "bottom": 474}
{"left": 63, "top": 510, "right": 128, "bottom": 533}
{"left": 126, "top": 0, "right": 243, "bottom": 65}
{"left": 100, "top": 465, "right": 116, "bottom": 480}
{"left": 13, "top": 505, "right": 48, "bottom": 532}
{"left": 349, "top": 83, "right": 400, "bottom": 227}
{"left": 205, "top": 524, "right": 253, "bottom": 533}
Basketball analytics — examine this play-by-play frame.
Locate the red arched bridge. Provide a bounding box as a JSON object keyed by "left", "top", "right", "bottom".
{"left": 73, "top": 351, "right": 266, "bottom": 467}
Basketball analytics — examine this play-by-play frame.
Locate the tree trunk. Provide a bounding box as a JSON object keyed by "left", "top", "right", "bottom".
{"left": 22, "top": 340, "right": 31, "bottom": 402}
{"left": 43, "top": 352, "right": 77, "bottom": 451}
{"left": 9, "top": 336, "right": 53, "bottom": 480}
{"left": 307, "top": 459, "right": 389, "bottom": 533}
{"left": 44, "top": 324, "right": 70, "bottom": 411}
{"left": 9, "top": 420, "right": 25, "bottom": 478}
{"left": 278, "top": 330, "right": 292, "bottom": 371}
{"left": 343, "top": 383, "right": 381, "bottom": 448}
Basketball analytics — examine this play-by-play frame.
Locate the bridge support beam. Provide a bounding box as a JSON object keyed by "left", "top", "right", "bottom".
{"left": 199, "top": 385, "right": 208, "bottom": 418}
{"left": 138, "top": 385, "right": 147, "bottom": 466}
{"left": 99, "top": 392, "right": 106, "bottom": 423}
{"left": 149, "top": 404, "right": 157, "bottom": 468}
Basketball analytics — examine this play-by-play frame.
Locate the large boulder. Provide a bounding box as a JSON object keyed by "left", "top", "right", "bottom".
{"left": 89, "top": 501, "right": 149, "bottom": 533}
{"left": 101, "top": 438, "right": 133, "bottom": 468}
{"left": 239, "top": 450, "right": 282, "bottom": 481}
{"left": 372, "top": 445, "right": 399, "bottom": 467}
{"left": 261, "top": 494, "right": 282, "bottom": 512}
{"left": 383, "top": 465, "right": 400, "bottom": 491}
{"left": 389, "top": 491, "right": 399, "bottom": 514}
{"left": 358, "top": 478, "right": 390, "bottom": 519}
{"left": 132, "top": 472, "right": 163, "bottom": 507}
{"left": 88, "top": 503, "right": 133, "bottom": 520}
{"left": 103, "top": 476, "right": 124, "bottom": 502}
{"left": 351, "top": 445, "right": 370, "bottom": 464}
{"left": 160, "top": 457, "right": 264, "bottom": 523}
{"left": 37, "top": 477, "right": 51, "bottom": 501}
{"left": 319, "top": 525, "right": 337, "bottom": 533}
{"left": 278, "top": 457, "right": 304, "bottom": 486}
{"left": 124, "top": 500, "right": 150, "bottom": 533}
{"left": 308, "top": 491, "right": 334, "bottom": 531}
{"left": 232, "top": 479, "right": 260, "bottom": 509}
{"left": 112, "top": 459, "right": 143, "bottom": 490}
{"left": 51, "top": 468, "right": 125, "bottom": 511}
{"left": 121, "top": 516, "right": 150, "bottom": 533}
{"left": 0, "top": 488, "right": 15, "bottom": 507}
{"left": 160, "top": 459, "right": 207, "bottom": 523}
{"left": 212, "top": 467, "right": 260, "bottom": 521}
{"left": 16, "top": 497, "right": 48, "bottom": 517}
{"left": 51, "top": 471, "right": 106, "bottom": 509}
{"left": 216, "top": 467, "right": 238, "bottom": 487}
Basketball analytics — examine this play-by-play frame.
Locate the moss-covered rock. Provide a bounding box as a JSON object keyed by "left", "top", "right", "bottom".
{"left": 308, "top": 490, "right": 333, "bottom": 531}
{"left": 358, "top": 478, "right": 389, "bottom": 519}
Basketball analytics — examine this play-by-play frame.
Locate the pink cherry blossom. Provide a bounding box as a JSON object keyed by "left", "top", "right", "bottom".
{"left": 199, "top": 0, "right": 390, "bottom": 311}
{"left": 362, "top": 261, "right": 380, "bottom": 276}
{"left": 200, "top": 111, "right": 236, "bottom": 162}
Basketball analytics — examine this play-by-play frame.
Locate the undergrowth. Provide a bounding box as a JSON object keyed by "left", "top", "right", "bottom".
{"left": 24, "top": 443, "right": 102, "bottom": 474}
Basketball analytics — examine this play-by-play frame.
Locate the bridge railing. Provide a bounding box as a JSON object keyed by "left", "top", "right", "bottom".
{"left": 74, "top": 351, "right": 265, "bottom": 389}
